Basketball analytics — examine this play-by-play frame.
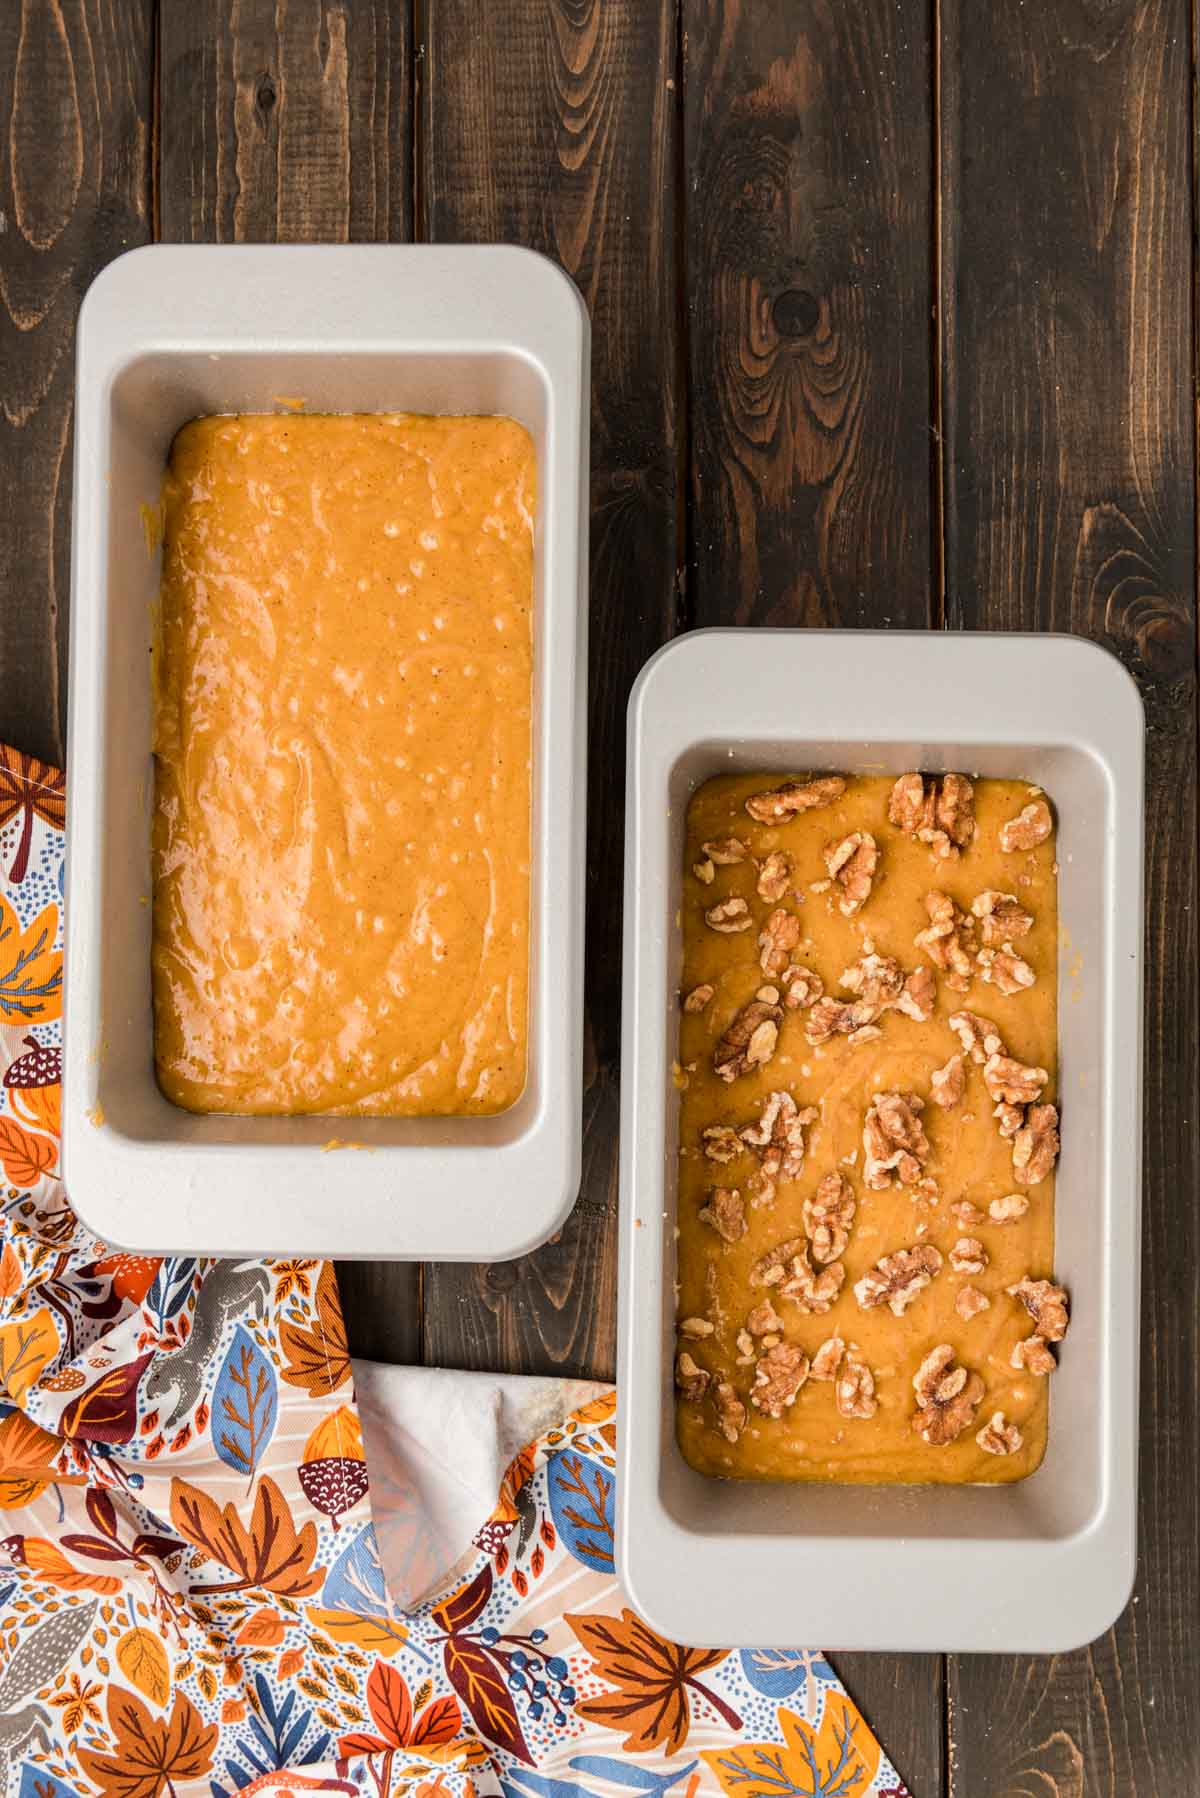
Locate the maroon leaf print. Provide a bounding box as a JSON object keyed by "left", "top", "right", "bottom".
{"left": 60, "top": 1353, "right": 155, "bottom": 1445}
{"left": 443, "top": 1635, "right": 533, "bottom": 1766}
{"left": 431, "top": 1561, "right": 494, "bottom": 1634}
{"left": 0, "top": 749, "right": 65, "bottom": 883}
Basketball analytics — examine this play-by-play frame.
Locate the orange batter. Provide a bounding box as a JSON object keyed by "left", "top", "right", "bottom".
{"left": 152, "top": 412, "right": 535, "bottom": 1116}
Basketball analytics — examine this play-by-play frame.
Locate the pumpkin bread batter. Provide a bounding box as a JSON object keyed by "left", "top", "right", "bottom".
{"left": 152, "top": 413, "right": 535, "bottom": 1116}
{"left": 675, "top": 772, "right": 1067, "bottom": 1484}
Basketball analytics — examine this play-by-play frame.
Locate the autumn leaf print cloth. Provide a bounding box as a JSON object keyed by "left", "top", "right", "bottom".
{"left": 0, "top": 744, "right": 910, "bottom": 1798}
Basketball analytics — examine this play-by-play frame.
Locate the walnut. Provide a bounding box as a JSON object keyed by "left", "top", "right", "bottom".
{"left": 758, "top": 907, "right": 802, "bottom": 976}
{"left": 1000, "top": 799, "right": 1053, "bottom": 852}
{"left": 836, "top": 1350, "right": 877, "bottom": 1419}
{"left": 713, "top": 1381, "right": 747, "bottom": 1443}
{"left": 956, "top": 1284, "right": 991, "bottom": 1321}
{"left": 735, "top": 1330, "right": 756, "bottom": 1366}
{"left": 803, "top": 1171, "right": 857, "bottom": 1264}
{"left": 1012, "top": 1104, "right": 1060, "bottom": 1187}
{"left": 972, "top": 890, "right": 1034, "bottom": 945}
{"left": 930, "top": 1053, "right": 965, "bottom": 1109}
{"left": 749, "top": 1236, "right": 805, "bottom": 1287}
{"left": 949, "top": 1009, "right": 1005, "bottom": 1065}
{"left": 745, "top": 775, "right": 847, "bottom": 823}
{"left": 810, "top": 1335, "right": 845, "bottom": 1381}
{"left": 1010, "top": 1336, "right": 1057, "bottom": 1376}
{"left": 714, "top": 991, "right": 783, "bottom": 1082}
{"left": 977, "top": 945, "right": 1036, "bottom": 995}
{"left": 994, "top": 1101, "right": 1025, "bottom": 1139}
{"left": 977, "top": 1412, "right": 1023, "bottom": 1455}
{"left": 915, "top": 891, "right": 978, "bottom": 993}
{"left": 739, "top": 1089, "right": 817, "bottom": 1185}
{"left": 757, "top": 851, "right": 793, "bottom": 902}
{"left": 950, "top": 1198, "right": 984, "bottom": 1227}
{"left": 746, "top": 1300, "right": 784, "bottom": 1336}
{"left": 839, "top": 952, "right": 905, "bottom": 1008}
{"left": 675, "top": 1351, "right": 709, "bottom": 1401}
{"left": 706, "top": 896, "right": 752, "bottom": 933}
{"left": 854, "top": 1243, "right": 943, "bottom": 1316}
{"left": 888, "top": 772, "right": 976, "bottom": 858}
{"left": 824, "top": 831, "right": 878, "bottom": 916}
{"left": 693, "top": 858, "right": 716, "bottom": 884}
{"left": 1008, "top": 1277, "right": 1069, "bottom": 1343}
{"left": 862, "top": 1090, "right": 930, "bottom": 1189}
{"left": 703, "top": 837, "right": 747, "bottom": 865}
{"left": 750, "top": 1341, "right": 810, "bottom": 1417}
{"left": 949, "top": 1237, "right": 988, "bottom": 1275}
{"left": 911, "top": 1345, "right": 985, "bottom": 1445}
{"left": 988, "top": 1192, "right": 1029, "bottom": 1223}
{"left": 896, "top": 966, "right": 937, "bottom": 1023}
{"left": 682, "top": 983, "right": 714, "bottom": 1013}
{"left": 983, "top": 1053, "right": 1047, "bottom": 1106}
{"left": 805, "top": 996, "right": 878, "bottom": 1046}
{"left": 701, "top": 1124, "right": 742, "bottom": 1163}
{"left": 777, "top": 1244, "right": 846, "bottom": 1314}
{"left": 782, "top": 965, "right": 824, "bottom": 1010}
{"left": 678, "top": 1316, "right": 715, "bottom": 1339}
{"left": 698, "top": 1187, "right": 746, "bottom": 1243}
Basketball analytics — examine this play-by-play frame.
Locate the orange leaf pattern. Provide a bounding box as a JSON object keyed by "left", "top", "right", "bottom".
{"left": 0, "top": 754, "right": 903, "bottom": 1798}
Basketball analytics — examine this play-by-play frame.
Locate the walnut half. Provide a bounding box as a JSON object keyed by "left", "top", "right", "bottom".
{"left": 746, "top": 775, "right": 847, "bottom": 823}
{"left": 836, "top": 1349, "right": 878, "bottom": 1419}
{"left": 976, "top": 1412, "right": 1023, "bottom": 1455}
{"left": 824, "top": 831, "right": 878, "bottom": 916}
{"left": 803, "top": 1171, "right": 857, "bottom": 1264}
{"left": 862, "top": 1090, "right": 930, "bottom": 1190}
{"left": 888, "top": 772, "right": 976, "bottom": 859}
{"left": 854, "top": 1244, "right": 943, "bottom": 1316}
{"left": 1000, "top": 799, "right": 1053, "bottom": 852}
{"left": 911, "top": 1344, "right": 985, "bottom": 1446}
{"left": 750, "top": 1341, "right": 810, "bottom": 1418}
{"left": 713, "top": 989, "right": 783, "bottom": 1082}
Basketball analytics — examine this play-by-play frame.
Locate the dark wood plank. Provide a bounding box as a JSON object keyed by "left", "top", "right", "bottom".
{"left": 682, "top": 6, "right": 943, "bottom": 1792}
{"left": 940, "top": 2, "right": 1199, "bottom": 1791}
{"left": 419, "top": 0, "right": 680, "bottom": 1380}
{"left": 159, "top": 0, "right": 419, "bottom": 1363}
{"left": 0, "top": 0, "right": 155, "bottom": 767}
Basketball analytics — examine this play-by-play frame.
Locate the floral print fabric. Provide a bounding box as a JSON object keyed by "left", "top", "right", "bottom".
{"left": 0, "top": 746, "right": 909, "bottom": 1798}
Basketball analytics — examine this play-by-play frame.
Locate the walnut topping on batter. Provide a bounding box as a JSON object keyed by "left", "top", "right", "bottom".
{"left": 713, "top": 991, "right": 783, "bottom": 1082}
{"left": 988, "top": 1192, "right": 1029, "bottom": 1223}
{"left": 1000, "top": 798, "right": 1053, "bottom": 852}
{"left": 683, "top": 983, "right": 714, "bottom": 1013}
{"left": 862, "top": 1090, "right": 930, "bottom": 1190}
{"left": 703, "top": 837, "right": 748, "bottom": 865}
{"left": 758, "top": 907, "right": 802, "bottom": 976}
{"left": 810, "top": 1335, "right": 845, "bottom": 1381}
{"left": 895, "top": 965, "right": 937, "bottom": 1023}
{"left": 836, "top": 1349, "right": 878, "bottom": 1419}
{"left": 803, "top": 1171, "right": 857, "bottom": 1264}
{"left": 714, "top": 1381, "right": 747, "bottom": 1444}
{"left": 1012, "top": 1104, "right": 1060, "bottom": 1187}
{"left": 911, "top": 1344, "right": 985, "bottom": 1445}
{"left": 949, "top": 1237, "right": 988, "bottom": 1275}
{"left": 675, "top": 1351, "right": 709, "bottom": 1401}
{"left": 983, "top": 1053, "right": 1047, "bottom": 1107}
{"left": 853, "top": 1243, "right": 943, "bottom": 1316}
{"left": 678, "top": 1316, "right": 715, "bottom": 1339}
{"left": 930, "top": 1053, "right": 965, "bottom": 1108}
{"left": 749, "top": 1236, "right": 806, "bottom": 1287}
{"left": 777, "top": 1244, "right": 846, "bottom": 1314}
{"left": 824, "top": 831, "right": 878, "bottom": 915}
{"left": 750, "top": 1341, "right": 811, "bottom": 1417}
{"left": 976, "top": 1412, "right": 1023, "bottom": 1455}
{"left": 739, "top": 1089, "right": 817, "bottom": 1182}
{"left": 705, "top": 896, "right": 752, "bottom": 933}
{"left": 840, "top": 952, "right": 905, "bottom": 1008}
{"left": 781, "top": 964, "right": 824, "bottom": 1010}
{"left": 804, "top": 996, "right": 878, "bottom": 1046}
{"left": 701, "top": 1124, "right": 742, "bottom": 1164}
{"left": 698, "top": 1186, "right": 746, "bottom": 1243}
{"left": 745, "top": 775, "right": 847, "bottom": 823}
{"left": 746, "top": 1300, "right": 784, "bottom": 1336}
{"left": 972, "top": 890, "right": 1034, "bottom": 945}
{"left": 950, "top": 1198, "right": 984, "bottom": 1227}
{"left": 1011, "top": 1336, "right": 1057, "bottom": 1375}
{"left": 976, "top": 944, "right": 1036, "bottom": 995}
{"left": 1008, "top": 1277, "right": 1069, "bottom": 1342}
{"left": 949, "top": 1009, "right": 1005, "bottom": 1065}
{"left": 888, "top": 772, "right": 976, "bottom": 859}
{"left": 915, "top": 891, "right": 978, "bottom": 992}
{"left": 756, "top": 851, "right": 793, "bottom": 902}
{"left": 993, "top": 1101, "right": 1024, "bottom": 1140}
{"left": 955, "top": 1284, "right": 991, "bottom": 1321}
{"left": 693, "top": 858, "right": 715, "bottom": 884}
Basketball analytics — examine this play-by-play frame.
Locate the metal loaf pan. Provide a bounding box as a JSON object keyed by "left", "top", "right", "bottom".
{"left": 617, "top": 630, "right": 1144, "bottom": 1653}
{"left": 64, "top": 244, "right": 589, "bottom": 1261}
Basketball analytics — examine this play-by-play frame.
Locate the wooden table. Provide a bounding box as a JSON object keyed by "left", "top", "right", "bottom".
{"left": 2, "top": 3, "right": 1196, "bottom": 1790}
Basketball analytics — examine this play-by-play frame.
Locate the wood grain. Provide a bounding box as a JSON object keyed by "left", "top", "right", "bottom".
{"left": 939, "top": 2, "right": 1200, "bottom": 1791}
{"left": 0, "top": 0, "right": 155, "bottom": 767}
{"left": 159, "top": 0, "right": 419, "bottom": 1362}
{"left": 419, "top": 0, "right": 680, "bottom": 1379}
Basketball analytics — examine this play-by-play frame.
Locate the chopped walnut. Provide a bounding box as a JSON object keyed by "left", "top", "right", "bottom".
{"left": 955, "top": 1284, "right": 991, "bottom": 1321}
{"left": 701, "top": 1124, "right": 742, "bottom": 1164}
{"left": 678, "top": 1316, "right": 715, "bottom": 1339}
{"left": 1008, "top": 1277, "right": 1069, "bottom": 1343}
{"left": 824, "top": 831, "right": 878, "bottom": 916}
{"left": 803, "top": 1171, "right": 857, "bottom": 1265}
{"left": 1000, "top": 799, "right": 1053, "bottom": 853}
{"left": 714, "top": 991, "right": 783, "bottom": 1082}
{"left": 745, "top": 775, "right": 847, "bottom": 823}
{"left": 1010, "top": 1336, "right": 1057, "bottom": 1376}
{"left": 810, "top": 1335, "right": 845, "bottom": 1381}
{"left": 915, "top": 891, "right": 978, "bottom": 993}
{"left": 972, "top": 890, "right": 1034, "bottom": 945}
{"left": 988, "top": 1192, "right": 1029, "bottom": 1223}
{"left": 862, "top": 1090, "right": 930, "bottom": 1190}
{"left": 777, "top": 1244, "right": 846, "bottom": 1314}
{"left": 713, "top": 1381, "right": 747, "bottom": 1443}
{"left": 698, "top": 1187, "right": 746, "bottom": 1243}
{"left": 949, "top": 1009, "right": 1005, "bottom": 1065}
{"left": 839, "top": 952, "right": 905, "bottom": 1008}
{"left": 930, "top": 1053, "right": 966, "bottom": 1109}
{"left": 977, "top": 1412, "right": 1023, "bottom": 1455}
{"left": 993, "top": 1101, "right": 1025, "bottom": 1139}
{"left": 805, "top": 996, "right": 878, "bottom": 1047}
{"left": 746, "top": 1300, "right": 784, "bottom": 1336}
{"left": 888, "top": 772, "right": 976, "bottom": 858}
{"left": 757, "top": 851, "right": 793, "bottom": 902}
{"left": 683, "top": 983, "right": 714, "bottom": 1013}
{"left": 950, "top": 1198, "right": 984, "bottom": 1227}
{"left": 983, "top": 1053, "right": 1047, "bottom": 1107}
{"left": 836, "top": 1350, "right": 878, "bottom": 1419}
{"left": 782, "top": 964, "right": 824, "bottom": 1010}
{"left": 740, "top": 1089, "right": 817, "bottom": 1185}
{"left": 675, "top": 1351, "right": 709, "bottom": 1401}
{"left": 750, "top": 1341, "right": 811, "bottom": 1417}
{"left": 749, "top": 1236, "right": 805, "bottom": 1287}
{"left": 949, "top": 1237, "right": 988, "bottom": 1275}
{"left": 896, "top": 966, "right": 937, "bottom": 1023}
{"left": 911, "top": 1345, "right": 985, "bottom": 1445}
{"left": 854, "top": 1243, "right": 943, "bottom": 1316}
{"left": 705, "top": 896, "right": 752, "bottom": 933}
{"left": 758, "top": 907, "right": 802, "bottom": 976}
{"left": 1012, "top": 1104, "right": 1060, "bottom": 1187}
{"left": 977, "top": 944, "right": 1036, "bottom": 995}
{"left": 693, "top": 858, "right": 715, "bottom": 884}
{"left": 703, "top": 837, "right": 747, "bottom": 865}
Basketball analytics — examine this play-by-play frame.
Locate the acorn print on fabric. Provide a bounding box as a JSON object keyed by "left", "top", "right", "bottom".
{"left": 298, "top": 1404, "right": 369, "bottom": 1529}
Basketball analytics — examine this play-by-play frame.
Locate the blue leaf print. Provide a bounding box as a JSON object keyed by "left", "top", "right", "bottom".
{"left": 212, "top": 1325, "right": 277, "bottom": 1481}
{"left": 145, "top": 1257, "right": 198, "bottom": 1330}
{"left": 546, "top": 1450, "right": 614, "bottom": 1572}
{"left": 569, "top": 1758, "right": 699, "bottom": 1797}
{"left": 322, "top": 1522, "right": 388, "bottom": 1618}
{"left": 738, "top": 1648, "right": 836, "bottom": 1700}
{"left": 19, "top": 1770, "right": 74, "bottom": 1798}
